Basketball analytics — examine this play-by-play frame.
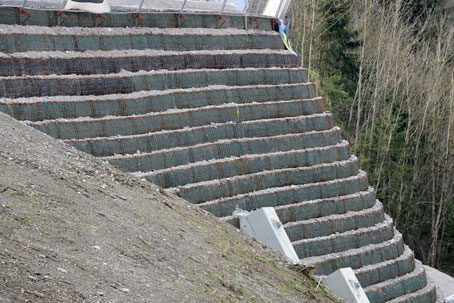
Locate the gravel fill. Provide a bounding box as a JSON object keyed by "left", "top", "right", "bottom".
{"left": 0, "top": 23, "right": 277, "bottom": 36}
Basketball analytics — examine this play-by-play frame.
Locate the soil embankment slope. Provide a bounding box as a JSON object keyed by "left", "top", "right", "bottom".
{"left": 0, "top": 112, "right": 340, "bottom": 302}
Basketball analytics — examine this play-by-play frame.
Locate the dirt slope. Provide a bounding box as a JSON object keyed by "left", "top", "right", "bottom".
{"left": 0, "top": 112, "right": 341, "bottom": 303}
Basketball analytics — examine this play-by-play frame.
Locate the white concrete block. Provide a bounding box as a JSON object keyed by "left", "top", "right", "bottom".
{"left": 64, "top": 0, "right": 111, "bottom": 14}
{"left": 424, "top": 265, "right": 454, "bottom": 301}
{"left": 239, "top": 207, "right": 300, "bottom": 264}
{"left": 323, "top": 268, "right": 370, "bottom": 303}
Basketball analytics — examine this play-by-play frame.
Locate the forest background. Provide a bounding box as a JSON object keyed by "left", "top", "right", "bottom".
{"left": 276, "top": 0, "right": 454, "bottom": 274}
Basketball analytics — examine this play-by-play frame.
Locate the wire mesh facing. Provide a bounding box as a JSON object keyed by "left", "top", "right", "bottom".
{"left": 4, "top": 0, "right": 292, "bottom": 17}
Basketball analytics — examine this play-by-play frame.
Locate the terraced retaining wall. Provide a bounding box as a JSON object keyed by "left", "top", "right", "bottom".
{"left": 0, "top": 6, "right": 274, "bottom": 29}
{"left": 0, "top": 9, "right": 437, "bottom": 303}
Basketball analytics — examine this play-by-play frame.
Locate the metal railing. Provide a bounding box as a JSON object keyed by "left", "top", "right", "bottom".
{"left": 11, "top": 0, "right": 292, "bottom": 19}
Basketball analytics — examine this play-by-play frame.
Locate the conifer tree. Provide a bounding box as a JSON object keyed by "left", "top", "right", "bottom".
{"left": 315, "top": 0, "right": 359, "bottom": 95}
{"left": 311, "top": 0, "right": 359, "bottom": 127}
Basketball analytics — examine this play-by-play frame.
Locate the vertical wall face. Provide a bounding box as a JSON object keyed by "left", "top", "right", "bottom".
{"left": 262, "top": 0, "right": 292, "bottom": 18}
{"left": 0, "top": 7, "right": 437, "bottom": 303}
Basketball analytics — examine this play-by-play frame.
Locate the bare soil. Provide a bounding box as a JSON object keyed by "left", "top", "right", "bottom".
{"left": 0, "top": 111, "right": 341, "bottom": 302}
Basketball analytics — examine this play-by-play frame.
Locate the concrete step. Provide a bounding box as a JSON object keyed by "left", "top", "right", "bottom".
{"left": 354, "top": 245, "right": 415, "bottom": 288}
{"left": 0, "top": 67, "right": 308, "bottom": 98}
{"left": 65, "top": 113, "right": 333, "bottom": 156}
{"left": 292, "top": 214, "right": 394, "bottom": 259}
{"left": 0, "top": 7, "right": 276, "bottom": 31}
{"left": 172, "top": 156, "right": 359, "bottom": 204}
{"left": 284, "top": 200, "right": 385, "bottom": 242}
{"left": 386, "top": 280, "right": 436, "bottom": 303}
{"left": 302, "top": 230, "right": 405, "bottom": 276}
{"left": 199, "top": 169, "right": 368, "bottom": 217}
{"left": 27, "top": 97, "right": 326, "bottom": 140}
{"left": 222, "top": 187, "right": 376, "bottom": 228}
{"left": 104, "top": 127, "right": 343, "bottom": 172}
{"left": 364, "top": 260, "right": 428, "bottom": 303}
{"left": 0, "top": 49, "right": 298, "bottom": 77}
{"left": 3, "top": 83, "right": 316, "bottom": 122}
{"left": 139, "top": 141, "right": 351, "bottom": 188}
{"left": 0, "top": 25, "right": 284, "bottom": 54}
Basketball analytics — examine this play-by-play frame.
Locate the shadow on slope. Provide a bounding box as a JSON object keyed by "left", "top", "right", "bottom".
{"left": 0, "top": 112, "right": 341, "bottom": 303}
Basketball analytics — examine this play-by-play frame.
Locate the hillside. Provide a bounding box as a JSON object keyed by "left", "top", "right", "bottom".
{"left": 289, "top": 0, "right": 454, "bottom": 276}
{"left": 0, "top": 112, "right": 340, "bottom": 302}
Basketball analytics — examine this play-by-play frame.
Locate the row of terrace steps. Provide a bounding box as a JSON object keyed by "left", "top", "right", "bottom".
{"left": 0, "top": 18, "right": 436, "bottom": 303}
